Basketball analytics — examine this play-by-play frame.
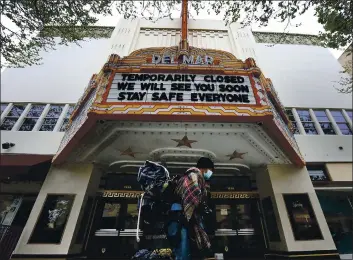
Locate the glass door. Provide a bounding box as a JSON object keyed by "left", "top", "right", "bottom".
{"left": 211, "top": 199, "right": 265, "bottom": 258}
{"left": 86, "top": 198, "right": 169, "bottom": 258}
{"left": 86, "top": 199, "right": 125, "bottom": 257}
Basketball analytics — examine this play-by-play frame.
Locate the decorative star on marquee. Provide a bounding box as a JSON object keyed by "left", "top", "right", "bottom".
{"left": 172, "top": 135, "right": 197, "bottom": 148}
{"left": 120, "top": 147, "right": 141, "bottom": 158}
{"left": 227, "top": 150, "right": 247, "bottom": 160}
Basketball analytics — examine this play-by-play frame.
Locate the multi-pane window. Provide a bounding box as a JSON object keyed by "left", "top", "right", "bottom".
{"left": 346, "top": 110, "right": 352, "bottom": 121}
{"left": 39, "top": 105, "right": 64, "bottom": 131}
{"left": 296, "top": 109, "right": 318, "bottom": 135}
{"left": 19, "top": 104, "right": 45, "bottom": 131}
{"left": 0, "top": 104, "right": 27, "bottom": 131}
{"left": 1, "top": 103, "right": 8, "bottom": 115}
{"left": 60, "top": 105, "right": 74, "bottom": 132}
{"left": 330, "top": 110, "right": 352, "bottom": 135}
{"left": 313, "top": 110, "right": 335, "bottom": 135}
{"left": 307, "top": 165, "right": 329, "bottom": 181}
{"left": 285, "top": 109, "right": 299, "bottom": 134}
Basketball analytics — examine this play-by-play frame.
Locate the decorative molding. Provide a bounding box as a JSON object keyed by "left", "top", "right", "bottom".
{"left": 40, "top": 26, "right": 114, "bottom": 38}
{"left": 253, "top": 32, "right": 322, "bottom": 46}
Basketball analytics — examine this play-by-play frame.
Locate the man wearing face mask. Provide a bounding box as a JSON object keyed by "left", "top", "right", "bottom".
{"left": 168, "top": 157, "right": 214, "bottom": 260}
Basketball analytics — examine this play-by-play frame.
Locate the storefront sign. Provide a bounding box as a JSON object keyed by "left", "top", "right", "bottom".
{"left": 107, "top": 73, "right": 256, "bottom": 105}
{"left": 152, "top": 54, "right": 214, "bottom": 65}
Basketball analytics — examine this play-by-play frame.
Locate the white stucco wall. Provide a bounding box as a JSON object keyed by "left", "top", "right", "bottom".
{"left": 0, "top": 131, "right": 64, "bottom": 155}
{"left": 255, "top": 43, "right": 352, "bottom": 109}
{"left": 1, "top": 38, "right": 110, "bottom": 103}
{"left": 294, "top": 135, "right": 352, "bottom": 162}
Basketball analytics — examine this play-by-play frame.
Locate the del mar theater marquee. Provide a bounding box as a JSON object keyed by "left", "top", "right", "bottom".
{"left": 107, "top": 73, "right": 255, "bottom": 104}
{"left": 52, "top": 45, "right": 304, "bottom": 167}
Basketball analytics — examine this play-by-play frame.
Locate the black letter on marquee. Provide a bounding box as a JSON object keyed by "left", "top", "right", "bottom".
{"left": 242, "top": 94, "right": 250, "bottom": 103}
{"left": 118, "top": 92, "right": 126, "bottom": 101}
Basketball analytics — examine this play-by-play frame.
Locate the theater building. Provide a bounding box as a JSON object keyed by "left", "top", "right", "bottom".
{"left": 1, "top": 4, "right": 352, "bottom": 260}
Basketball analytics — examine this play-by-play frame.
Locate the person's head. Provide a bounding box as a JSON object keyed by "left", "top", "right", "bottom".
{"left": 196, "top": 157, "right": 214, "bottom": 180}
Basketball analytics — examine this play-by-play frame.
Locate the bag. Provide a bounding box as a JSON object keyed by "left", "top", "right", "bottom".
{"left": 137, "top": 161, "right": 175, "bottom": 235}
{"left": 137, "top": 160, "right": 170, "bottom": 197}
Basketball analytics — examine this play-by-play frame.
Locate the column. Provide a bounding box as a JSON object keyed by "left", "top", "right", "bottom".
{"left": 256, "top": 165, "right": 340, "bottom": 259}
{"left": 32, "top": 104, "right": 50, "bottom": 131}
{"left": 12, "top": 103, "right": 32, "bottom": 131}
{"left": 292, "top": 108, "right": 306, "bottom": 135}
{"left": 13, "top": 163, "right": 103, "bottom": 257}
{"left": 54, "top": 104, "right": 70, "bottom": 132}
{"left": 309, "top": 109, "right": 324, "bottom": 135}
{"left": 325, "top": 109, "right": 342, "bottom": 135}
{"left": 111, "top": 18, "right": 140, "bottom": 57}
{"left": 228, "top": 23, "right": 256, "bottom": 60}
{"left": 342, "top": 109, "right": 352, "bottom": 129}
{"left": 0, "top": 102, "right": 13, "bottom": 124}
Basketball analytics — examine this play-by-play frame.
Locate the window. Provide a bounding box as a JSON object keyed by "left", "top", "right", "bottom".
{"left": 283, "top": 194, "right": 323, "bottom": 240}
{"left": 1, "top": 103, "right": 8, "bottom": 115}
{"left": 296, "top": 109, "right": 318, "bottom": 135}
{"left": 19, "top": 104, "right": 45, "bottom": 131}
{"left": 39, "top": 105, "right": 64, "bottom": 131}
{"left": 313, "top": 110, "right": 335, "bottom": 135}
{"left": 307, "top": 165, "right": 329, "bottom": 181}
{"left": 98, "top": 202, "right": 121, "bottom": 230}
{"left": 330, "top": 110, "right": 352, "bottom": 135}
{"left": 0, "top": 104, "right": 26, "bottom": 131}
{"left": 285, "top": 109, "right": 299, "bottom": 134}
{"left": 29, "top": 194, "right": 75, "bottom": 244}
{"left": 317, "top": 193, "right": 353, "bottom": 255}
{"left": 345, "top": 110, "right": 352, "bottom": 121}
{"left": 60, "top": 105, "right": 74, "bottom": 132}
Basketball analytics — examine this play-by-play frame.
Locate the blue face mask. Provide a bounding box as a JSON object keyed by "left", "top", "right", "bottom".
{"left": 204, "top": 170, "right": 213, "bottom": 180}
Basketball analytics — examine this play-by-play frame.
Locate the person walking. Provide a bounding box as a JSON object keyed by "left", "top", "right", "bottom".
{"left": 167, "top": 157, "right": 214, "bottom": 260}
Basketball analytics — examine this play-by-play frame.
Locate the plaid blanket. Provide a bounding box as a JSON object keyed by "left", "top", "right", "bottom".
{"left": 175, "top": 167, "right": 211, "bottom": 250}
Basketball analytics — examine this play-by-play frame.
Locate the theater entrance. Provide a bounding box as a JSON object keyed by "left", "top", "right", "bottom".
{"left": 85, "top": 174, "right": 266, "bottom": 259}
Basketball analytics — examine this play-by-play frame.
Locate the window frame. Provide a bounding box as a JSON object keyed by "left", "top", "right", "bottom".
{"left": 1, "top": 103, "right": 9, "bottom": 116}
{"left": 296, "top": 109, "right": 318, "bottom": 135}
{"left": 313, "top": 110, "right": 336, "bottom": 135}
{"left": 306, "top": 165, "right": 330, "bottom": 182}
{"left": 345, "top": 110, "right": 352, "bottom": 121}
{"left": 330, "top": 110, "right": 352, "bottom": 135}
{"left": 0, "top": 103, "right": 27, "bottom": 131}
{"left": 59, "top": 105, "right": 74, "bottom": 132}
{"left": 18, "top": 104, "right": 46, "bottom": 131}
{"left": 39, "top": 104, "right": 65, "bottom": 132}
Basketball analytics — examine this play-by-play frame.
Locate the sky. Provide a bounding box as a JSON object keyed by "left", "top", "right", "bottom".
{"left": 94, "top": 2, "right": 345, "bottom": 59}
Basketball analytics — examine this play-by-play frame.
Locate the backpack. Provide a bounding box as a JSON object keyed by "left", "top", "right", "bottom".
{"left": 137, "top": 160, "right": 170, "bottom": 198}
{"left": 136, "top": 161, "right": 180, "bottom": 239}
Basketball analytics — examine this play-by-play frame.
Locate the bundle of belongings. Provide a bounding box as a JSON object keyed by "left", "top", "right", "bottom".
{"left": 136, "top": 160, "right": 179, "bottom": 235}
{"left": 133, "top": 160, "right": 213, "bottom": 259}
{"left": 132, "top": 248, "right": 173, "bottom": 260}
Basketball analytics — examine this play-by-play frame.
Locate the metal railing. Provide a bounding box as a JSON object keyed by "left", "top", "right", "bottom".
{"left": 0, "top": 225, "right": 23, "bottom": 260}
